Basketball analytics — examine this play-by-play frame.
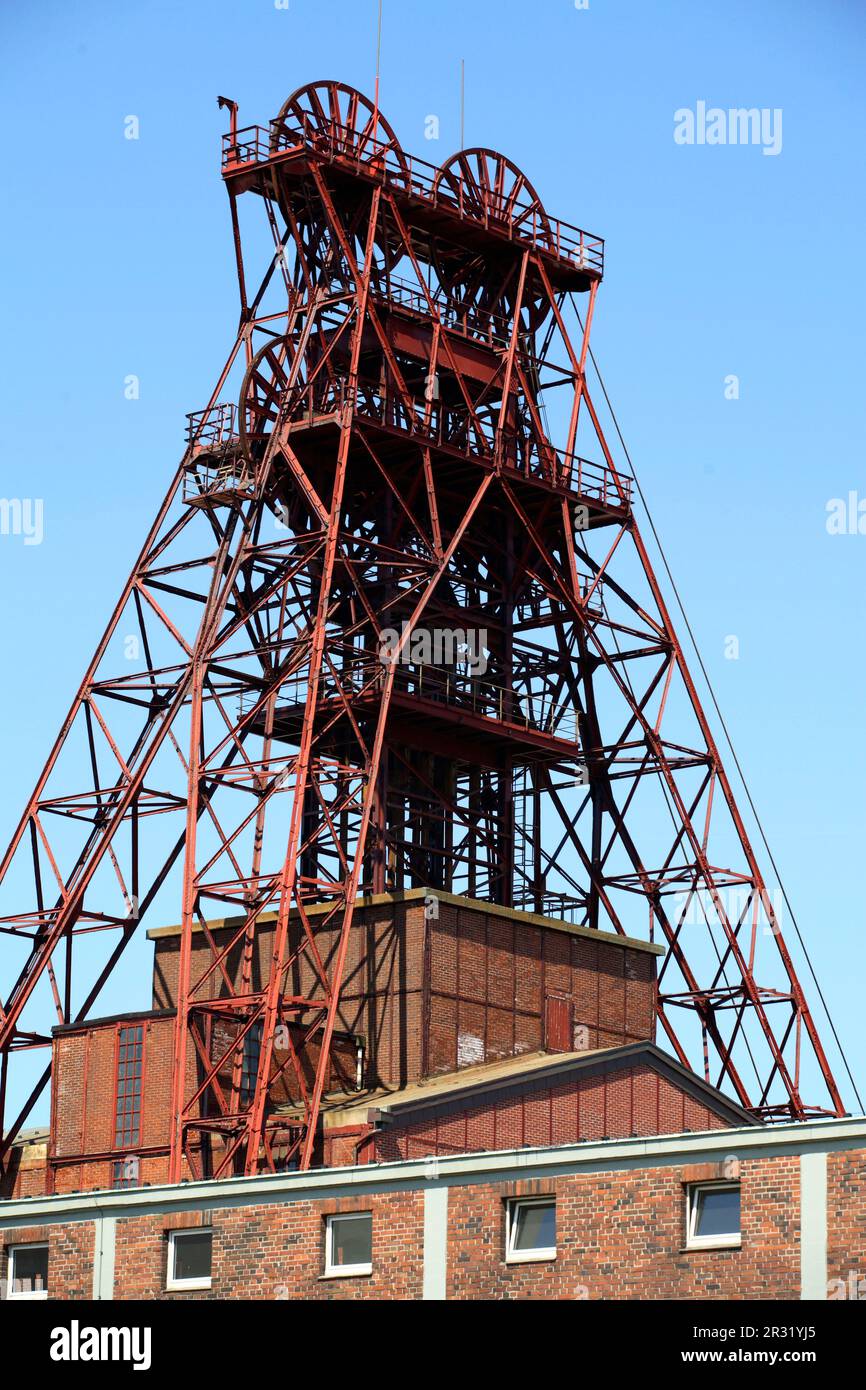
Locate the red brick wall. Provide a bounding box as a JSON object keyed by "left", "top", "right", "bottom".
{"left": 52, "top": 1016, "right": 176, "bottom": 1161}
{"left": 109, "top": 1191, "right": 425, "bottom": 1301}
{"left": 48, "top": 1016, "right": 188, "bottom": 1193}
{"left": 1, "top": 1144, "right": 48, "bottom": 1199}
{"left": 1, "top": 1221, "right": 93, "bottom": 1301}
{"left": 209, "top": 1018, "right": 359, "bottom": 1105}
{"left": 36, "top": 896, "right": 658, "bottom": 1197}
{"left": 48, "top": 1221, "right": 97, "bottom": 1301}
{"left": 5, "top": 1145, "right": 865, "bottom": 1301}
{"left": 49, "top": 1010, "right": 362, "bottom": 1192}
{"left": 371, "top": 1062, "right": 731, "bottom": 1162}
{"left": 425, "top": 903, "right": 656, "bottom": 1075}
{"left": 149, "top": 898, "right": 657, "bottom": 1092}
{"left": 152, "top": 900, "right": 426, "bottom": 1089}
{"left": 447, "top": 1157, "right": 801, "bottom": 1300}
{"left": 51, "top": 1155, "right": 172, "bottom": 1196}
{"left": 827, "top": 1149, "right": 866, "bottom": 1294}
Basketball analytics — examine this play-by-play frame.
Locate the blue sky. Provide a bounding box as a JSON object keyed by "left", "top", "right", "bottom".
{"left": 0, "top": 0, "right": 864, "bottom": 1119}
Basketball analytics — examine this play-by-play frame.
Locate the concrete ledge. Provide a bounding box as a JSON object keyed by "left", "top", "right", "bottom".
{"left": 2, "top": 1115, "right": 863, "bottom": 1230}
{"left": 146, "top": 887, "right": 665, "bottom": 956}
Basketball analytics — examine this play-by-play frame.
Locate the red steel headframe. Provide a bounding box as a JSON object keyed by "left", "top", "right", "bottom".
{"left": 0, "top": 81, "right": 844, "bottom": 1184}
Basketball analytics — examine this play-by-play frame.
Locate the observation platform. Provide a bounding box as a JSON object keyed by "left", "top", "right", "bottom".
{"left": 236, "top": 660, "right": 583, "bottom": 770}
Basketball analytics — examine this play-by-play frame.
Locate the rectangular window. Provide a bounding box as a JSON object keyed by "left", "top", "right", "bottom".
{"left": 112, "top": 1156, "right": 141, "bottom": 1190}
{"left": 114, "top": 1024, "right": 143, "bottom": 1149}
{"left": 240, "top": 1020, "right": 263, "bottom": 1107}
{"left": 167, "top": 1230, "right": 213, "bottom": 1291}
{"left": 6, "top": 1243, "right": 49, "bottom": 1300}
{"left": 505, "top": 1197, "right": 556, "bottom": 1263}
{"left": 324, "top": 1212, "right": 373, "bottom": 1278}
{"left": 686, "top": 1183, "right": 741, "bottom": 1249}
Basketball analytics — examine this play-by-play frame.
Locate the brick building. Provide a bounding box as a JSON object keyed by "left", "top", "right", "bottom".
{"left": 2, "top": 1118, "right": 864, "bottom": 1300}
{"left": 3, "top": 891, "right": 666, "bottom": 1196}
{"left": 2, "top": 80, "right": 858, "bottom": 1307}
{"left": 2, "top": 888, "right": 864, "bottom": 1301}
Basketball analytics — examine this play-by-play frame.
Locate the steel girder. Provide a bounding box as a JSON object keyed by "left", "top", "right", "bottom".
{"left": 0, "top": 84, "right": 844, "bottom": 1187}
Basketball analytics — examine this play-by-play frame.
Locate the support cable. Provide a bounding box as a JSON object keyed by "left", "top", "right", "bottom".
{"left": 571, "top": 296, "right": 864, "bottom": 1114}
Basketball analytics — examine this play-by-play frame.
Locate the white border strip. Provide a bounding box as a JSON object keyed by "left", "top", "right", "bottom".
{"left": 91, "top": 1215, "right": 116, "bottom": 1300}
{"left": 800, "top": 1153, "right": 828, "bottom": 1301}
{"left": 423, "top": 1187, "right": 448, "bottom": 1300}
{"left": 2, "top": 1116, "right": 863, "bottom": 1230}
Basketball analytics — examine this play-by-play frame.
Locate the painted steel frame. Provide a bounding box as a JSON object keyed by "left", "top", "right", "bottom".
{"left": 0, "top": 81, "right": 843, "bottom": 1188}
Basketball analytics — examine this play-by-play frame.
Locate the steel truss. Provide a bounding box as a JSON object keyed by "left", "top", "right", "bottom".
{"left": 0, "top": 81, "right": 843, "bottom": 1185}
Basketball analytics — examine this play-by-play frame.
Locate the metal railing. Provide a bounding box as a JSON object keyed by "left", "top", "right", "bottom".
{"left": 239, "top": 661, "right": 580, "bottom": 744}
{"left": 189, "top": 377, "right": 631, "bottom": 509}
{"left": 222, "top": 121, "right": 604, "bottom": 277}
{"left": 370, "top": 274, "right": 515, "bottom": 349}
{"left": 390, "top": 662, "right": 580, "bottom": 741}
{"left": 183, "top": 457, "right": 254, "bottom": 504}
{"left": 515, "top": 574, "right": 606, "bottom": 622}
{"left": 511, "top": 890, "right": 587, "bottom": 924}
{"left": 287, "top": 373, "right": 631, "bottom": 505}
{"left": 186, "top": 403, "right": 239, "bottom": 451}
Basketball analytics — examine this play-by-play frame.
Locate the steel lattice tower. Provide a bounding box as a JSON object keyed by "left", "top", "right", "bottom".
{"left": 0, "top": 82, "right": 844, "bottom": 1183}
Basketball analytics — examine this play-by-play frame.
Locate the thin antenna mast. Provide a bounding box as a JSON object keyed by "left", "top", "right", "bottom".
{"left": 373, "top": 0, "right": 383, "bottom": 139}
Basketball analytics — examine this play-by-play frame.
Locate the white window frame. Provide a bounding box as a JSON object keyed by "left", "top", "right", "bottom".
{"left": 323, "top": 1212, "right": 373, "bottom": 1278}
{"left": 166, "top": 1228, "right": 213, "bottom": 1291}
{"left": 505, "top": 1196, "right": 557, "bottom": 1264}
{"left": 6, "top": 1242, "right": 49, "bottom": 1300}
{"left": 685, "top": 1182, "right": 741, "bottom": 1250}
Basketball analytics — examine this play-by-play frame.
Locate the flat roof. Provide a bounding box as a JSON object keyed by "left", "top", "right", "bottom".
{"left": 146, "top": 887, "right": 664, "bottom": 957}
{"left": 52, "top": 1008, "right": 175, "bottom": 1038}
